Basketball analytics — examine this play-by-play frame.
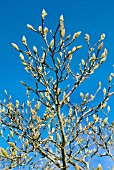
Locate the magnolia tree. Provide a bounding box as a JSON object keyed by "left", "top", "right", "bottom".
{"left": 0, "top": 9, "right": 114, "bottom": 170}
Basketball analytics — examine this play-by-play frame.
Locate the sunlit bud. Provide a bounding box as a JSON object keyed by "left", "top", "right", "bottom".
{"left": 80, "top": 92, "right": 84, "bottom": 99}
{"left": 1, "top": 148, "right": 8, "bottom": 158}
{"left": 49, "top": 136, "right": 53, "bottom": 140}
{"left": 103, "top": 117, "right": 108, "bottom": 125}
{"left": 86, "top": 117, "right": 88, "bottom": 123}
{"left": 69, "top": 107, "right": 72, "bottom": 116}
{"left": 90, "top": 94, "right": 94, "bottom": 100}
{"left": 45, "top": 91, "right": 49, "bottom": 97}
{"left": 21, "top": 81, "right": 26, "bottom": 86}
{"left": 27, "top": 100, "right": 31, "bottom": 107}
{"left": 76, "top": 45, "right": 82, "bottom": 49}
{"left": 50, "top": 39, "right": 54, "bottom": 47}
{"left": 10, "top": 130, "right": 13, "bottom": 137}
{"left": 100, "top": 33, "right": 105, "bottom": 40}
{"left": 101, "top": 52, "right": 106, "bottom": 58}
{"left": 60, "top": 15, "right": 64, "bottom": 22}
{"left": 69, "top": 53, "right": 72, "bottom": 60}
{"left": 33, "top": 133, "right": 39, "bottom": 140}
{"left": 59, "top": 52, "right": 63, "bottom": 57}
{"left": 66, "top": 35, "right": 71, "bottom": 40}
{"left": 104, "top": 48, "right": 108, "bottom": 55}
{"left": 93, "top": 114, "right": 99, "bottom": 123}
{"left": 16, "top": 100, "right": 19, "bottom": 108}
{"left": 22, "top": 36, "right": 27, "bottom": 45}
{"left": 103, "top": 88, "right": 106, "bottom": 95}
{"left": 22, "top": 61, "right": 27, "bottom": 66}
{"left": 35, "top": 102, "right": 41, "bottom": 111}
{"left": 38, "top": 26, "right": 42, "bottom": 33}
{"left": 19, "top": 53, "right": 24, "bottom": 61}
{"left": 4, "top": 90, "right": 7, "bottom": 95}
{"left": 77, "top": 137, "right": 82, "bottom": 144}
{"left": 85, "top": 93, "right": 89, "bottom": 99}
{"left": 73, "top": 31, "right": 81, "bottom": 39}
{"left": 40, "top": 92, "right": 44, "bottom": 99}
{"left": 57, "top": 58, "right": 60, "bottom": 65}
{"left": 8, "top": 142, "right": 18, "bottom": 150}
{"left": 96, "top": 164, "right": 103, "bottom": 170}
{"left": 44, "top": 27, "right": 48, "bottom": 34}
{"left": 98, "top": 81, "right": 102, "bottom": 88}
{"left": 3, "top": 99, "right": 6, "bottom": 103}
{"left": 107, "top": 106, "right": 110, "bottom": 112}
{"left": 81, "top": 59, "right": 85, "bottom": 65}
{"left": 100, "top": 102, "right": 107, "bottom": 109}
{"left": 72, "top": 46, "right": 77, "bottom": 53}
{"left": 88, "top": 122, "right": 92, "bottom": 127}
{"left": 92, "top": 53, "right": 96, "bottom": 60}
{"left": 85, "top": 34, "right": 90, "bottom": 41}
{"left": 12, "top": 43, "right": 19, "bottom": 51}
{"left": 47, "top": 95, "right": 50, "bottom": 101}
{"left": 100, "top": 57, "right": 106, "bottom": 64}
{"left": 30, "top": 108, "right": 36, "bottom": 115}
{"left": 60, "top": 28, "right": 65, "bottom": 37}
{"left": 25, "top": 67, "right": 29, "bottom": 72}
{"left": 42, "top": 9, "right": 47, "bottom": 19}
{"left": 33, "top": 46, "right": 37, "bottom": 54}
{"left": 98, "top": 42, "right": 104, "bottom": 51}
{"left": 52, "top": 128, "right": 55, "bottom": 133}
{"left": 79, "top": 124, "right": 82, "bottom": 131}
{"left": 108, "top": 75, "right": 112, "bottom": 82}
{"left": 94, "top": 64, "right": 99, "bottom": 70}
{"left": 57, "top": 88, "right": 60, "bottom": 95}
{"left": 56, "top": 133, "right": 60, "bottom": 140}
{"left": 8, "top": 102, "right": 13, "bottom": 110}
{"left": 27, "top": 24, "right": 34, "bottom": 30}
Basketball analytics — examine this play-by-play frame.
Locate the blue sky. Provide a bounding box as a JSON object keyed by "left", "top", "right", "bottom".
{"left": 0, "top": 0, "right": 114, "bottom": 169}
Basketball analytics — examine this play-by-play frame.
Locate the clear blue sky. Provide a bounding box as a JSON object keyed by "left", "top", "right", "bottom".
{"left": 0, "top": 0, "right": 114, "bottom": 169}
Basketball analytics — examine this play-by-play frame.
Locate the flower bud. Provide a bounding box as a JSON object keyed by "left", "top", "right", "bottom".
{"left": 12, "top": 43, "right": 19, "bottom": 51}
{"left": 22, "top": 36, "right": 27, "bottom": 45}
{"left": 98, "top": 42, "right": 104, "bottom": 51}
{"left": 107, "top": 106, "right": 110, "bottom": 112}
{"left": 103, "top": 117, "right": 108, "bottom": 125}
{"left": 81, "top": 59, "right": 85, "bottom": 65}
{"left": 60, "top": 15, "right": 64, "bottom": 22}
{"left": 38, "top": 26, "right": 42, "bottom": 33}
{"left": 100, "top": 33, "right": 105, "bottom": 40}
{"left": 73, "top": 31, "right": 81, "bottom": 39}
{"left": 103, "top": 88, "right": 106, "bottom": 95}
{"left": 85, "top": 34, "right": 90, "bottom": 41}
{"left": 27, "top": 24, "right": 34, "bottom": 30}
{"left": 42, "top": 9, "right": 47, "bottom": 19}
{"left": 33, "top": 46, "right": 37, "bottom": 54}
{"left": 44, "top": 27, "right": 48, "bottom": 34}
{"left": 19, "top": 53, "right": 24, "bottom": 60}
